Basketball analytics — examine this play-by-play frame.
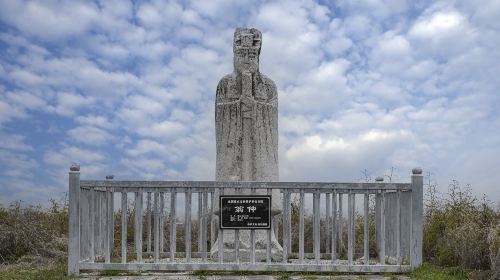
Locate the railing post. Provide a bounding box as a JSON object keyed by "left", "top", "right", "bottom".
{"left": 326, "top": 192, "right": 331, "bottom": 255}
{"left": 210, "top": 190, "right": 216, "bottom": 250}
{"left": 105, "top": 175, "right": 114, "bottom": 264}
{"left": 121, "top": 191, "right": 127, "bottom": 263}
{"left": 169, "top": 189, "right": 177, "bottom": 261}
{"left": 218, "top": 188, "right": 224, "bottom": 263}
{"left": 135, "top": 190, "right": 143, "bottom": 262}
{"left": 299, "top": 189, "right": 305, "bottom": 263}
{"left": 147, "top": 192, "right": 152, "bottom": 253}
{"left": 282, "top": 189, "right": 289, "bottom": 262}
{"left": 331, "top": 191, "right": 337, "bottom": 263}
{"left": 411, "top": 167, "right": 423, "bottom": 268}
{"left": 68, "top": 164, "right": 81, "bottom": 276}
{"left": 313, "top": 190, "right": 320, "bottom": 263}
{"left": 185, "top": 188, "right": 192, "bottom": 261}
{"left": 202, "top": 189, "right": 209, "bottom": 261}
{"left": 154, "top": 189, "right": 160, "bottom": 262}
{"left": 363, "top": 191, "right": 369, "bottom": 265}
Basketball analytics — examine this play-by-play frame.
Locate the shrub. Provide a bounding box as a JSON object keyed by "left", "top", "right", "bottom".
{"left": 423, "top": 180, "right": 497, "bottom": 270}
{"left": 0, "top": 199, "right": 68, "bottom": 264}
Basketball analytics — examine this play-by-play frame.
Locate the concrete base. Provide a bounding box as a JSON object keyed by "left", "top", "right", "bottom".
{"left": 210, "top": 228, "right": 283, "bottom": 262}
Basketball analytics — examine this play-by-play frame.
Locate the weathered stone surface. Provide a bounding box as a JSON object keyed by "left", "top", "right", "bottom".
{"left": 211, "top": 28, "right": 283, "bottom": 261}
{"left": 215, "top": 27, "right": 278, "bottom": 182}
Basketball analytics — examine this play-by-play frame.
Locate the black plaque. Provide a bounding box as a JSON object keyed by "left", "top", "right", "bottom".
{"left": 220, "top": 195, "right": 271, "bottom": 229}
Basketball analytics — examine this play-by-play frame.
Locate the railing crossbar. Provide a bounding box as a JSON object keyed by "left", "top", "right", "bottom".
{"left": 80, "top": 180, "right": 411, "bottom": 191}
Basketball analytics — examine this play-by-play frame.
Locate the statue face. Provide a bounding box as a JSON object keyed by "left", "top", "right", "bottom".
{"left": 234, "top": 48, "right": 259, "bottom": 74}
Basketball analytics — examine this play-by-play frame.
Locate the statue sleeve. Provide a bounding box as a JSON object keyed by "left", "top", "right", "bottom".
{"left": 215, "top": 80, "right": 242, "bottom": 181}
{"left": 253, "top": 84, "right": 278, "bottom": 181}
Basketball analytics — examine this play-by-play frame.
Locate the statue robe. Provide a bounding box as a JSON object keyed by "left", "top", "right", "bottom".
{"left": 212, "top": 72, "right": 283, "bottom": 261}
{"left": 215, "top": 72, "right": 278, "bottom": 182}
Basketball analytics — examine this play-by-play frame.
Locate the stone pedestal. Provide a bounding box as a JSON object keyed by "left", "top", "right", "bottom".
{"left": 210, "top": 187, "right": 283, "bottom": 261}
{"left": 210, "top": 224, "right": 283, "bottom": 262}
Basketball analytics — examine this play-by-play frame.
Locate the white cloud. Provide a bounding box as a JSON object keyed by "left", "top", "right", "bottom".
{"left": 0, "top": 133, "right": 33, "bottom": 152}
{"left": 282, "top": 129, "right": 415, "bottom": 181}
{"left": 282, "top": 59, "right": 351, "bottom": 115}
{"left": 6, "top": 91, "right": 47, "bottom": 110}
{"left": 408, "top": 9, "right": 477, "bottom": 58}
{"left": 127, "top": 139, "right": 170, "bottom": 158}
{"left": 0, "top": 1, "right": 99, "bottom": 40}
{"left": 0, "top": 178, "right": 61, "bottom": 205}
{"left": 324, "top": 19, "right": 353, "bottom": 56}
{"left": 0, "top": 133, "right": 36, "bottom": 182}
{"left": 121, "top": 157, "right": 168, "bottom": 180}
{"left": 136, "top": 120, "right": 189, "bottom": 140}
{"left": 1, "top": 0, "right": 500, "bottom": 203}
{"left": 0, "top": 99, "right": 27, "bottom": 125}
{"left": 67, "top": 126, "right": 114, "bottom": 146}
{"left": 184, "top": 155, "right": 215, "bottom": 180}
{"left": 370, "top": 32, "right": 413, "bottom": 73}
{"left": 55, "top": 92, "right": 94, "bottom": 116}
{"left": 253, "top": 1, "right": 328, "bottom": 86}
{"left": 9, "top": 69, "right": 44, "bottom": 86}
{"left": 44, "top": 146, "right": 105, "bottom": 167}
{"left": 0, "top": 149, "right": 37, "bottom": 178}
{"left": 335, "top": 0, "right": 411, "bottom": 20}
{"left": 137, "top": 1, "right": 183, "bottom": 28}
{"left": 76, "top": 115, "right": 114, "bottom": 129}
{"left": 410, "top": 11, "right": 463, "bottom": 38}
{"left": 472, "top": 0, "right": 500, "bottom": 30}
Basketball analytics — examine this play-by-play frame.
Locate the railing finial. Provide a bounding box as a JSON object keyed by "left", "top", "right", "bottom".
{"left": 375, "top": 176, "right": 384, "bottom": 182}
{"left": 412, "top": 167, "right": 423, "bottom": 175}
{"left": 70, "top": 163, "right": 80, "bottom": 172}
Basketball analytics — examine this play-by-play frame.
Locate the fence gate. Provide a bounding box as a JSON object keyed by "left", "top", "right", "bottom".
{"left": 67, "top": 165, "right": 423, "bottom": 275}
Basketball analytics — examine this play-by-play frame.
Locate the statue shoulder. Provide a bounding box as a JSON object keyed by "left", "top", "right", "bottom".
{"left": 217, "top": 74, "right": 235, "bottom": 89}
{"left": 216, "top": 73, "right": 237, "bottom": 102}
{"left": 255, "top": 73, "right": 277, "bottom": 102}
{"left": 258, "top": 74, "right": 277, "bottom": 91}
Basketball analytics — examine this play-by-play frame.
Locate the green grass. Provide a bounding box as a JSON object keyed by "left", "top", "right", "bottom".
{"left": 409, "top": 263, "right": 469, "bottom": 280}
{"left": 193, "top": 265, "right": 475, "bottom": 280}
{"left": 192, "top": 270, "right": 344, "bottom": 277}
{"left": 0, "top": 263, "right": 71, "bottom": 280}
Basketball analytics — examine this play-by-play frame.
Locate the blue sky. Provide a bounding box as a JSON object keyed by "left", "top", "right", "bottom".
{"left": 0, "top": 0, "right": 499, "bottom": 204}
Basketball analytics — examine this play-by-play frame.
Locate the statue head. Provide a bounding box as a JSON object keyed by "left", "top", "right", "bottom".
{"left": 233, "top": 28, "right": 261, "bottom": 74}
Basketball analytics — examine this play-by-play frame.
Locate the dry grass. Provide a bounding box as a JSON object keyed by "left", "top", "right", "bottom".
{"left": 0, "top": 199, "right": 68, "bottom": 265}
{"left": 423, "top": 181, "right": 498, "bottom": 270}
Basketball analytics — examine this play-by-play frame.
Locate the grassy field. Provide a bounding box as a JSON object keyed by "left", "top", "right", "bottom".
{"left": 0, "top": 263, "right": 70, "bottom": 280}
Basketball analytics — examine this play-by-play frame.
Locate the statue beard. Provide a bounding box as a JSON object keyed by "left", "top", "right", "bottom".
{"left": 234, "top": 58, "right": 259, "bottom": 75}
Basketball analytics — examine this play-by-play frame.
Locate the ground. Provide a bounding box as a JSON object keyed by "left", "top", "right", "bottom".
{"left": 0, "top": 262, "right": 485, "bottom": 280}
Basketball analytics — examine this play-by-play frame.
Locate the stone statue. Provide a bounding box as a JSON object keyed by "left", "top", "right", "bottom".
{"left": 215, "top": 28, "right": 278, "bottom": 181}
{"left": 211, "top": 28, "right": 283, "bottom": 261}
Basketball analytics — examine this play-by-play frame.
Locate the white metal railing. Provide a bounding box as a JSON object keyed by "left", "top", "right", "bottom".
{"left": 67, "top": 165, "right": 423, "bottom": 275}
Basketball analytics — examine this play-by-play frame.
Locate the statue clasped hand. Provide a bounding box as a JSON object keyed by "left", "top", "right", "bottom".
{"left": 240, "top": 70, "right": 254, "bottom": 118}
